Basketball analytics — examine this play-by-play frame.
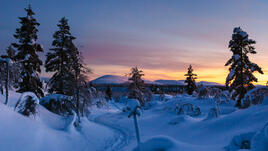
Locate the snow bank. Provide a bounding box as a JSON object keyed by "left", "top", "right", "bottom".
{"left": 132, "top": 136, "right": 178, "bottom": 151}
{"left": 38, "top": 105, "right": 75, "bottom": 130}
{"left": 251, "top": 123, "right": 268, "bottom": 151}
{"left": 224, "top": 132, "right": 255, "bottom": 151}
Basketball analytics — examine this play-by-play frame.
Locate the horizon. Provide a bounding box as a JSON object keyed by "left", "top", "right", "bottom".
{"left": 1, "top": 0, "right": 268, "bottom": 85}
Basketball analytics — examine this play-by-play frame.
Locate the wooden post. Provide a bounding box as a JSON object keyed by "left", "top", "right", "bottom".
{"left": 133, "top": 112, "right": 141, "bottom": 151}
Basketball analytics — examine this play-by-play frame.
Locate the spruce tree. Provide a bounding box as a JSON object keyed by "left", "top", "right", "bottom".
{"left": 225, "top": 27, "right": 263, "bottom": 107}
{"left": 45, "top": 17, "right": 76, "bottom": 96}
{"left": 128, "top": 67, "right": 146, "bottom": 106}
{"left": 45, "top": 17, "right": 91, "bottom": 122}
{"left": 12, "top": 5, "right": 44, "bottom": 98}
{"left": 184, "top": 65, "right": 197, "bottom": 95}
{"left": 105, "top": 85, "right": 112, "bottom": 101}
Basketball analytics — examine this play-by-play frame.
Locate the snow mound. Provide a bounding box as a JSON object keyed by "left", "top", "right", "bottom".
{"left": 204, "top": 108, "right": 218, "bottom": 120}
{"left": 262, "top": 96, "right": 268, "bottom": 106}
{"left": 133, "top": 136, "right": 178, "bottom": 151}
{"left": 38, "top": 105, "right": 76, "bottom": 130}
{"left": 126, "top": 99, "right": 141, "bottom": 117}
{"left": 225, "top": 132, "right": 255, "bottom": 151}
{"left": 251, "top": 123, "right": 268, "bottom": 151}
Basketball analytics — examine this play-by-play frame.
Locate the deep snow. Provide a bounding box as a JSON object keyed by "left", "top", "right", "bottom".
{"left": 0, "top": 91, "right": 267, "bottom": 151}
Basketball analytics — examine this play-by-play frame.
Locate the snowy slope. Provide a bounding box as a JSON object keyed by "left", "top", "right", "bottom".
{"left": 91, "top": 75, "right": 158, "bottom": 85}
{"left": 91, "top": 75, "right": 129, "bottom": 84}
{"left": 0, "top": 92, "right": 120, "bottom": 151}
{"left": 197, "top": 81, "right": 223, "bottom": 86}
{"left": 91, "top": 95, "right": 268, "bottom": 151}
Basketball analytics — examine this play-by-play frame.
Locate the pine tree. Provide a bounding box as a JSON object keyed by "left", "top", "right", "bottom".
{"left": 45, "top": 17, "right": 76, "bottom": 95}
{"left": 105, "top": 85, "right": 112, "bottom": 101}
{"left": 12, "top": 5, "right": 44, "bottom": 98}
{"left": 128, "top": 67, "right": 147, "bottom": 106}
{"left": 184, "top": 65, "right": 197, "bottom": 95}
{"left": 225, "top": 27, "right": 263, "bottom": 107}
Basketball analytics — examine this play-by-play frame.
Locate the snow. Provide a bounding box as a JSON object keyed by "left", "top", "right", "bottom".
{"left": 91, "top": 75, "right": 223, "bottom": 86}
{"left": 91, "top": 75, "right": 158, "bottom": 85}
{"left": 154, "top": 80, "right": 185, "bottom": 85}
{"left": 0, "top": 91, "right": 122, "bottom": 151}
{"left": 14, "top": 92, "right": 40, "bottom": 110}
{"left": 40, "top": 94, "right": 72, "bottom": 104}
{"left": 251, "top": 123, "right": 268, "bottom": 151}
{"left": 91, "top": 75, "right": 129, "bottom": 84}
{"left": 1, "top": 89, "right": 267, "bottom": 151}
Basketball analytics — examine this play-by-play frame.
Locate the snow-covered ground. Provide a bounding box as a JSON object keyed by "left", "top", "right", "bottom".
{"left": 0, "top": 91, "right": 267, "bottom": 151}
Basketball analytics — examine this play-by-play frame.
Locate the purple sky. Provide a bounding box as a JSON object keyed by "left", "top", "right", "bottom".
{"left": 1, "top": 0, "right": 268, "bottom": 83}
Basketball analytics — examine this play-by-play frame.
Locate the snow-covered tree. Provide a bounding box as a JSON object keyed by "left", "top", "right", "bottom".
{"left": 45, "top": 17, "right": 76, "bottom": 96}
{"left": 105, "top": 85, "right": 112, "bottom": 101}
{"left": 184, "top": 65, "right": 197, "bottom": 95}
{"left": 45, "top": 17, "right": 91, "bottom": 122}
{"left": 12, "top": 5, "right": 44, "bottom": 98}
{"left": 128, "top": 67, "right": 149, "bottom": 106}
{"left": 0, "top": 46, "right": 20, "bottom": 104}
{"left": 225, "top": 27, "right": 263, "bottom": 107}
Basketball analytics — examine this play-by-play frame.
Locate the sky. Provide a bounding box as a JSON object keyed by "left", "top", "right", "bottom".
{"left": 0, "top": 0, "right": 268, "bottom": 84}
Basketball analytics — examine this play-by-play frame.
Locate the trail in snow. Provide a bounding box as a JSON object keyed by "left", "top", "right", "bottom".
{"left": 88, "top": 111, "right": 133, "bottom": 151}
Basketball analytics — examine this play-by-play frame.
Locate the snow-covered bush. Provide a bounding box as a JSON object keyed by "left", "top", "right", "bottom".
{"left": 40, "top": 94, "right": 74, "bottom": 116}
{"left": 204, "top": 108, "right": 218, "bottom": 120}
{"left": 197, "top": 86, "right": 210, "bottom": 99}
{"left": 176, "top": 103, "right": 201, "bottom": 117}
{"left": 224, "top": 132, "right": 255, "bottom": 151}
{"left": 241, "top": 86, "right": 268, "bottom": 108}
{"left": 251, "top": 123, "right": 268, "bottom": 151}
{"left": 14, "top": 92, "right": 39, "bottom": 117}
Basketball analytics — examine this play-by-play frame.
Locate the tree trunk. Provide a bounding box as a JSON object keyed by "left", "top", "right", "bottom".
{"left": 4, "top": 62, "right": 9, "bottom": 105}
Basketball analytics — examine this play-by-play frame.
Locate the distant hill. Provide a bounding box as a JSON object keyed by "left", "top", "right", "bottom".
{"left": 154, "top": 80, "right": 185, "bottom": 85}
{"left": 91, "top": 75, "right": 159, "bottom": 85}
{"left": 197, "top": 81, "right": 223, "bottom": 86}
{"left": 91, "top": 75, "right": 128, "bottom": 84}
{"left": 91, "top": 75, "right": 223, "bottom": 86}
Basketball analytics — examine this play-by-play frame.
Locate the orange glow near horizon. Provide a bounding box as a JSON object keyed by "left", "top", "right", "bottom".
{"left": 88, "top": 64, "right": 268, "bottom": 85}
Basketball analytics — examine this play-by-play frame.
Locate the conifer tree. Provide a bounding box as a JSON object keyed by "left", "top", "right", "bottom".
{"left": 45, "top": 17, "right": 76, "bottom": 96}
{"left": 12, "top": 5, "right": 44, "bottom": 98}
{"left": 225, "top": 27, "right": 263, "bottom": 107}
{"left": 105, "top": 85, "right": 112, "bottom": 101}
{"left": 128, "top": 67, "right": 147, "bottom": 106}
{"left": 184, "top": 65, "right": 197, "bottom": 95}
{"left": 45, "top": 17, "right": 91, "bottom": 122}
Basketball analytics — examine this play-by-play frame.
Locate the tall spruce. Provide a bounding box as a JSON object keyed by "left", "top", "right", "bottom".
{"left": 225, "top": 27, "right": 263, "bottom": 107}
{"left": 12, "top": 5, "right": 44, "bottom": 98}
{"left": 45, "top": 17, "right": 76, "bottom": 96}
{"left": 184, "top": 65, "right": 197, "bottom": 95}
{"left": 45, "top": 17, "right": 90, "bottom": 122}
{"left": 128, "top": 67, "right": 146, "bottom": 106}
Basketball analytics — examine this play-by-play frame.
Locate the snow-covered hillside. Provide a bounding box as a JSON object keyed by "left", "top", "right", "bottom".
{"left": 154, "top": 80, "right": 186, "bottom": 85}
{"left": 91, "top": 75, "right": 129, "bottom": 84}
{"left": 91, "top": 75, "right": 158, "bottom": 85}
{"left": 0, "top": 91, "right": 267, "bottom": 151}
{"left": 91, "top": 75, "right": 223, "bottom": 86}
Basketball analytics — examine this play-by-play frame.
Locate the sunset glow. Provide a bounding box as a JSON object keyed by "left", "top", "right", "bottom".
{"left": 1, "top": 0, "right": 268, "bottom": 84}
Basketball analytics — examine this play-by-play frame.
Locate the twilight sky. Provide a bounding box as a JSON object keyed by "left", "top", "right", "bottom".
{"left": 1, "top": 0, "right": 268, "bottom": 84}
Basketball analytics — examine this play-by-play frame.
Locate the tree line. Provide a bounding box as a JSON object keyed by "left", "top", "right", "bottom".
{"left": 0, "top": 4, "right": 264, "bottom": 118}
